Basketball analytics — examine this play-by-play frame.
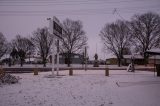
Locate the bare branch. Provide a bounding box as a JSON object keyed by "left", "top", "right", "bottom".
{"left": 60, "top": 18, "right": 87, "bottom": 66}
{"left": 100, "top": 20, "right": 131, "bottom": 66}
{"left": 32, "top": 27, "right": 53, "bottom": 67}
{"left": 131, "top": 12, "right": 160, "bottom": 54}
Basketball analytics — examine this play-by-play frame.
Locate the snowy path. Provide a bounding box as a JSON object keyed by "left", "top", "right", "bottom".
{"left": 0, "top": 70, "right": 160, "bottom": 106}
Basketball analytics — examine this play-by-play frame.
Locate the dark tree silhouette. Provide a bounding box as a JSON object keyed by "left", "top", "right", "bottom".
{"left": 10, "top": 48, "right": 18, "bottom": 65}
{"left": 32, "top": 27, "right": 53, "bottom": 67}
{"left": 0, "top": 32, "right": 8, "bottom": 59}
{"left": 61, "top": 19, "right": 87, "bottom": 67}
{"left": 18, "top": 49, "right": 26, "bottom": 67}
{"left": 131, "top": 12, "right": 160, "bottom": 65}
{"left": 11, "top": 35, "right": 34, "bottom": 67}
{"left": 100, "top": 20, "right": 132, "bottom": 67}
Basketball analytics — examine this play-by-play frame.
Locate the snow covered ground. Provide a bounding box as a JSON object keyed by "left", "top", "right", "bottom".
{"left": 0, "top": 70, "right": 160, "bottom": 106}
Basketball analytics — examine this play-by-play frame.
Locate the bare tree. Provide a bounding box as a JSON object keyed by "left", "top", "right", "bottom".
{"left": 11, "top": 35, "right": 34, "bottom": 66}
{"left": 0, "top": 32, "right": 8, "bottom": 59}
{"left": 32, "top": 27, "right": 53, "bottom": 67}
{"left": 10, "top": 47, "right": 18, "bottom": 65}
{"left": 131, "top": 12, "right": 160, "bottom": 64}
{"left": 100, "top": 20, "right": 132, "bottom": 67}
{"left": 61, "top": 18, "right": 87, "bottom": 67}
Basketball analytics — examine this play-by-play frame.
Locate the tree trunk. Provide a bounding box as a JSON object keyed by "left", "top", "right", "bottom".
{"left": 117, "top": 58, "right": 121, "bottom": 67}
{"left": 43, "top": 58, "right": 46, "bottom": 67}
{"left": 67, "top": 52, "right": 71, "bottom": 67}
{"left": 8, "top": 58, "right": 11, "bottom": 67}
{"left": 20, "top": 62, "right": 23, "bottom": 67}
{"left": 20, "top": 58, "right": 23, "bottom": 67}
{"left": 67, "top": 61, "right": 70, "bottom": 67}
{"left": 29, "top": 54, "right": 31, "bottom": 64}
{"left": 43, "top": 63, "right": 46, "bottom": 67}
{"left": 12, "top": 59, "right": 15, "bottom": 65}
{"left": 67, "top": 56, "right": 71, "bottom": 67}
{"left": 144, "top": 54, "right": 148, "bottom": 67}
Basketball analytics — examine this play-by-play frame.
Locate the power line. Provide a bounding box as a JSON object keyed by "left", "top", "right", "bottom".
{"left": 0, "top": 0, "right": 159, "bottom": 14}
{"left": 0, "top": 11, "right": 114, "bottom": 16}
{"left": 0, "top": 2, "right": 159, "bottom": 12}
{"left": 0, "top": 9, "right": 159, "bottom": 16}
{"left": 0, "top": 0, "right": 159, "bottom": 6}
{"left": 0, "top": 5, "right": 159, "bottom": 14}
{"left": 0, "top": 7, "right": 159, "bottom": 14}
{"left": 0, "top": 0, "right": 150, "bottom": 3}
{"left": 0, "top": 0, "right": 159, "bottom": 16}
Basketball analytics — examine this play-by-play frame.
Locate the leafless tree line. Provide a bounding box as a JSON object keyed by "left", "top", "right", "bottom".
{"left": 0, "top": 18, "right": 87, "bottom": 67}
{"left": 0, "top": 12, "right": 159, "bottom": 67}
{"left": 100, "top": 12, "right": 160, "bottom": 66}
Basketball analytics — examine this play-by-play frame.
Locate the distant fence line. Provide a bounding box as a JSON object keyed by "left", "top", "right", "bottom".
{"left": 2, "top": 67, "right": 154, "bottom": 73}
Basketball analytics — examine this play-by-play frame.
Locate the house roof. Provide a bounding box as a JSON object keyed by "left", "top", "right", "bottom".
{"left": 123, "top": 55, "right": 143, "bottom": 59}
{"left": 145, "top": 49, "right": 160, "bottom": 55}
{"left": 149, "top": 55, "right": 160, "bottom": 59}
{"left": 124, "top": 54, "right": 160, "bottom": 60}
{"left": 106, "top": 55, "right": 116, "bottom": 59}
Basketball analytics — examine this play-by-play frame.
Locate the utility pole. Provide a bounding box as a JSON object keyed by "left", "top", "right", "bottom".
{"left": 113, "top": 8, "right": 125, "bottom": 20}
{"left": 47, "top": 17, "right": 55, "bottom": 76}
{"left": 56, "top": 39, "right": 59, "bottom": 76}
{"left": 85, "top": 46, "right": 87, "bottom": 71}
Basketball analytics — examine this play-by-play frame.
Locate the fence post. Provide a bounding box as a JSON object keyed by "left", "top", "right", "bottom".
{"left": 105, "top": 68, "right": 109, "bottom": 76}
{"left": 0, "top": 67, "right": 5, "bottom": 78}
{"left": 33, "top": 68, "right": 38, "bottom": 75}
{"left": 69, "top": 68, "right": 73, "bottom": 76}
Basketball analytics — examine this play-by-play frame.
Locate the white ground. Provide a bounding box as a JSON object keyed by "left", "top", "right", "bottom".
{"left": 0, "top": 70, "right": 160, "bottom": 106}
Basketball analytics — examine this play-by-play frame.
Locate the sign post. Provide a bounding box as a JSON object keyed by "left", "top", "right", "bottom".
{"left": 48, "top": 16, "right": 63, "bottom": 76}
{"left": 53, "top": 17, "right": 62, "bottom": 76}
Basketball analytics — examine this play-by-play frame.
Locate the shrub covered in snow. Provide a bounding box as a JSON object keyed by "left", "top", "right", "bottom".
{"left": 0, "top": 73, "right": 20, "bottom": 85}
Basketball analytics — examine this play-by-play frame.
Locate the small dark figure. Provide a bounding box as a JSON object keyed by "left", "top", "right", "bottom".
{"left": 131, "top": 56, "right": 135, "bottom": 72}
{"left": 127, "top": 56, "right": 135, "bottom": 72}
{"left": 95, "top": 53, "right": 98, "bottom": 60}
{"left": 93, "top": 53, "right": 99, "bottom": 67}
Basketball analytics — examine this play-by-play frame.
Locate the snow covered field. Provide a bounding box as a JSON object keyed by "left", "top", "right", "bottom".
{"left": 0, "top": 70, "right": 160, "bottom": 106}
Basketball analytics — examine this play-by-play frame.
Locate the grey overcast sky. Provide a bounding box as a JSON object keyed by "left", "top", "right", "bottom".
{"left": 0, "top": 0, "right": 160, "bottom": 60}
